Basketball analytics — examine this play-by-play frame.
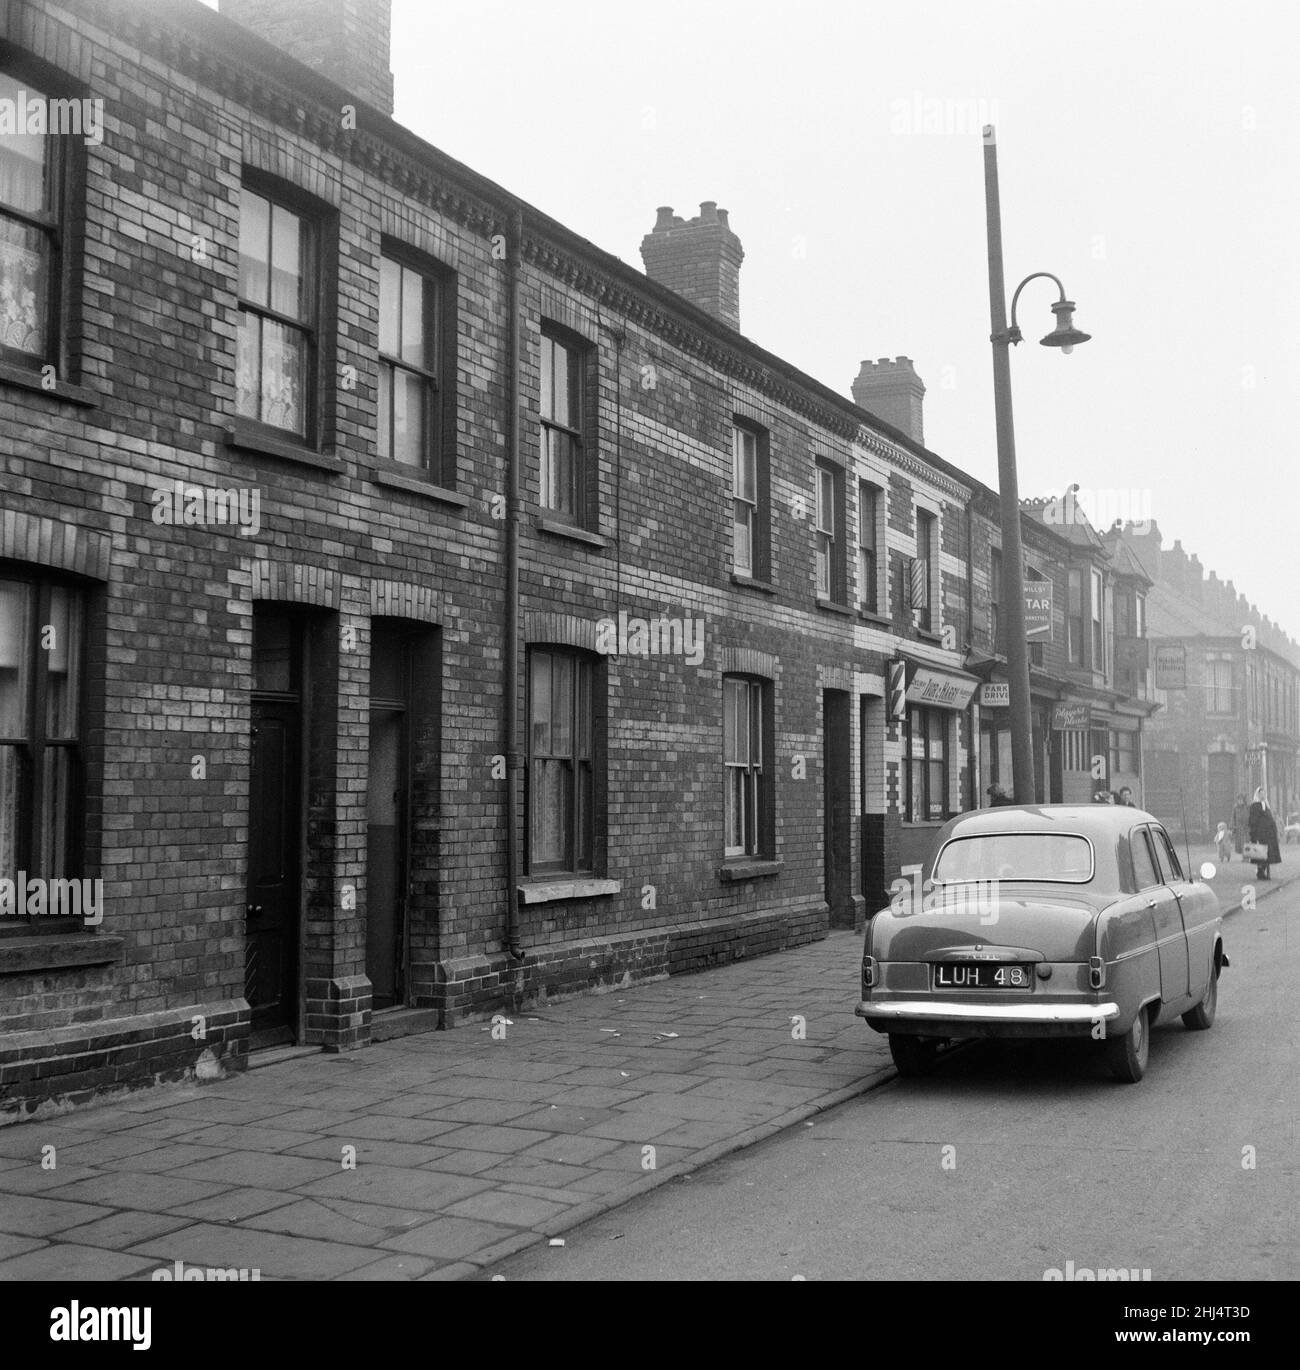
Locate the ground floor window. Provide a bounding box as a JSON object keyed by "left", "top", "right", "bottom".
{"left": 1, "top": 571, "right": 85, "bottom": 918}
{"left": 528, "top": 647, "right": 595, "bottom": 875}
{"left": 724, "top": 675, "right": 770, "bottom": 857}
{"left": 1110, "top": 728, "right": 1138, "bottom": 776}
{"left": 1060, "top": 728, "right": 1089, "bottom": 773}
{"left": 905, "top": 705, "right": 949, "bottom": 822}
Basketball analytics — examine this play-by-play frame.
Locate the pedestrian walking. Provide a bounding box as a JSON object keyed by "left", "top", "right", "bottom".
{"left": 1246, "top": 787, "right": 1281, "bottom": 881}
{"left": 1231, "top": 792, "right": 1250, "bottom": 857}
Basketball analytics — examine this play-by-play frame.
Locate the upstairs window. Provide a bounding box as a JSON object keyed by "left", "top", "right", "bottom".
{"left": 378, "top": 251, "right": 447, "bottom": 477}
{"left": 539, "top": 327, "right": 586, "bottom": 522}
{"left": 815, "top": 461, "right": 846, "bottom": 603}
{"left": 815, "top": 466, "right": 834, "bottom": 597}
{"left": 0, "top": 72, "right": 62, "bottom": 368}
{"left": 236, "top": 184, "right": 315, "bottom": 437}
{"left": 858, "top": 481, "right": 880, "bottom": 614}
{"left": 1091, "top": 567, "right": 1104, "bottom": 670}
{"left": 1206, "top": 657, "right": 1234, "bottom": 714}
{"left": 914, "top": 509, "right": 937, "bottom": 632}
{"left": 1068, "top": 568, "right": 1084, "bottom": 665}
{"left": 733, "top": 424, "right": 758, "bottom": 575}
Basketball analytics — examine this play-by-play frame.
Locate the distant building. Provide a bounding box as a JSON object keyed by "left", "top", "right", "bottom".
{"left": 965, "top": 488, "right": 1156, "bottom": 808}
{"left": 1116, "top": 524, "right": 1300, "bottom": 837}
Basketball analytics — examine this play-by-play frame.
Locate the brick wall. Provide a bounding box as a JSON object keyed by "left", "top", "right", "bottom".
{"left": 0, "top": 0, "right": 988, "bottom": 1117}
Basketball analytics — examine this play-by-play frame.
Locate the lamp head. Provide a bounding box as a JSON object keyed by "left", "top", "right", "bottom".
{"left": 1040, "top": 299, "right": 1091, "bottom": 354}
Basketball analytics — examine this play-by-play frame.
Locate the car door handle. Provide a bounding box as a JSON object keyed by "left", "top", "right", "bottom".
{"left": 1146, "top": 899, "right": 1157, "bottom": 909}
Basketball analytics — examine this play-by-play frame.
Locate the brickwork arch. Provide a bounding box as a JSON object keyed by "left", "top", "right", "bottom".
{"left": 0, "top": 512, "right": 111, "bottom": 582}
{"left": 250, "top": 559, "right": 341, "bottom": 607}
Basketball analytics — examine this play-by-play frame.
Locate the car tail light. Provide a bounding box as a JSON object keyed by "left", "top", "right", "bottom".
{"left": 1089, "top": 955, "right": 1105, "bottom": 989}
{"left": 862, "top": 955, "right": 876, "bottom": 989}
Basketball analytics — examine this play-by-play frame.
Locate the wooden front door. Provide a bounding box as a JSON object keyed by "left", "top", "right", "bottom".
{"left": 822, "top": 689, "right": 852, "bottom": 927}
{"left": 366, "top": 704, "right": 407, "bottom": 1008}
{"left": 246, "top": 697, "right": 301, "bottom": 1037}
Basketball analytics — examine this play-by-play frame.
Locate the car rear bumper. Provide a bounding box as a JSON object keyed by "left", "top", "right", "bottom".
{"left": 856, "top": 998, "right": 1119, "bottom": 1039}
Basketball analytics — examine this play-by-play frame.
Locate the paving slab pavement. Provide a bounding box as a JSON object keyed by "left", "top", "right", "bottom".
{"left": 0, "top": 930, "right": 895, "bottom": 1281}
{"left": 0, "top": 854, "right": 1291, "bottom": 1283}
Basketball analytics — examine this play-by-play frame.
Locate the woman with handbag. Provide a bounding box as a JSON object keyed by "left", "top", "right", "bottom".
{"left": 1247, "top": 787, "right": 1281, "bottom": 880}
{"left": 1231, "top": 793, "right": 1251, "bottom": 857}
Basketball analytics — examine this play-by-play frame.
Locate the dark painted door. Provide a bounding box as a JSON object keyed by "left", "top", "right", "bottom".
{"left": 823, "top": 689, "right": 852, "bottom": 927}
{"left": 246, "top": 697, "right": 300, "bottom": 1037}
{"left": 366, "top": 705, "right": 406, "bottom": 1008}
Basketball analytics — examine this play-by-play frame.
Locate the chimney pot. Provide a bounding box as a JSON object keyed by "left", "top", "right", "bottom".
{"left": 654, "top": 205, "right": 676, "bottom": 230}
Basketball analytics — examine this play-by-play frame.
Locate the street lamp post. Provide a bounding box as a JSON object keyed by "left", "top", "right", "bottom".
{"left": 982, "top": 125, "right": 1091, "bottom": 805}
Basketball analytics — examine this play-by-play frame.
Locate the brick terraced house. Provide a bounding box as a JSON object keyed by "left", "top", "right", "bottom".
{"left": 1115, "top": 524, "right": 1300, "bottom": 838}
{"left": 0, "top": 0, "right": 1127, "bottom": 1116}
{"left": 965, "top": 488, "right": 1157, "bottom": 809}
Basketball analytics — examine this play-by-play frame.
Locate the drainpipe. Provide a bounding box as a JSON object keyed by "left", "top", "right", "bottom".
{"left": 504, "top": 205, "right": 525, "bottom": 960}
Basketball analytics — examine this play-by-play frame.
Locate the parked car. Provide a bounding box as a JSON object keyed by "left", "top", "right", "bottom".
{"left": 856, "top": 804, "right": 1227, "bottom": 1083}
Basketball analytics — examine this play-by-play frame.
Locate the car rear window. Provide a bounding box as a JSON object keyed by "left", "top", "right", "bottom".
{"left": 933, "top": 833, "right": 1094, "bottom": 883}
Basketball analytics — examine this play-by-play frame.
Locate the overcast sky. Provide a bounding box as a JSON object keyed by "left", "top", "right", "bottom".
{"left": 208, "top": 0, "right": 1297, "bottom": 632}
{"left": 380, "top": 0, "right": 1297, "bottom": 631}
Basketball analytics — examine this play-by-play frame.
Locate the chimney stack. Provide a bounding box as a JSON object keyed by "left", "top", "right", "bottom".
{"left": 220, "top": 0, "right": 395, "bottom": 116}
{"left": 640, "top": 202, "right": 744, "bottom": 330}
{"left": 852, "top": 357, "right": 926, "bottom": 445}
{"left": 1119, "top": 519, "right": 1163, "bottom": 580}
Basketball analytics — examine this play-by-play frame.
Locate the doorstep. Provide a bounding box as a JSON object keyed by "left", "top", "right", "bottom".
{"left": 370, "top": 1006, "right": 442, "bottom": 1042}
{"left": 246, "top": 1042, "right": 322, "bottom": 1070}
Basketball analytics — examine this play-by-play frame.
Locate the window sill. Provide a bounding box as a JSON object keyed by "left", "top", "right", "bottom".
{"left": 915, "top": 627, "right": 944, "bottom": 643}
{"left": 731, "top": 574, "right": 776, "bottom": 595}
{"left": 718, "top": 859, "right": 783, "bottom": 882}
{"left": 858, "top": 609, "right": 892, "bottom": 627}
{"left": 0, "top": 933, "right": 125, "bottom": 976}
{"left": 371, "top": 465, "right": 470, "bottom": 507}
{"left": 815, "top": 597, "right": 854, "bottom": 617}
{"left": 0, "top": 360, "right": 97, "bottom": 408}
{"left": 223, "top": 420, "right": 344, "bottom": 474}
{"left": 518, "top": 877, "right": 622, "bottom": 905}
{"left": 536, "top": 516, "right": 608, "bottom": 549}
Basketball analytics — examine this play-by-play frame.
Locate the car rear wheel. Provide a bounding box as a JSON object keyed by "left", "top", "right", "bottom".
{"left": 1103, "top": 1005, "right": 1150, "bottom": 1083}
{"left": 889, "top": 1034, "right": 941, "bottom": 1078}
{"left": 1181, "top": 960, "right": 1218, "bottom": 1030}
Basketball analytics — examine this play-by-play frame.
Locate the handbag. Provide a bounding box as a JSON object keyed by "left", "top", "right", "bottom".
{"left": 1243, "top": 841, "right": 1268, "bottom": 861}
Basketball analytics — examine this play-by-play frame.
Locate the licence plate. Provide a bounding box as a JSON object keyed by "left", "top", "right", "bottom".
{"left": 933, "top": 962, "right": 1033, "bottom": 990}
